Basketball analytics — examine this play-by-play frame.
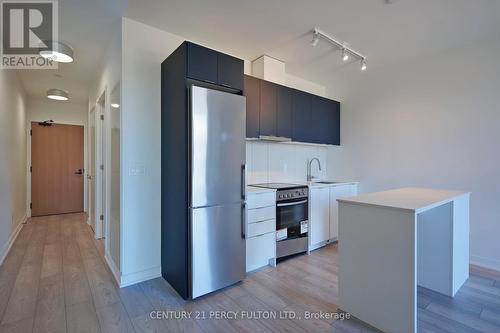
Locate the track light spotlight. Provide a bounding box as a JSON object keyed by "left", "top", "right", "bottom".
{"left": 342, "top": 48, "right": 349, "bottom": 61}
{"left": 311, "top": 32, "right": 319, "bottom": 46}
{"left": 361, "top": 59, "right": 367, "bottom": 71}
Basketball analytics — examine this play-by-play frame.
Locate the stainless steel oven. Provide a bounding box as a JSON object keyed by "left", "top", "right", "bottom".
{"left": 253, "top": 183, "right": 309, "bottom": 259}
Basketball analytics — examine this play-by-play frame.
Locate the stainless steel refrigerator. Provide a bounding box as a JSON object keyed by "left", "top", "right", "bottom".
{"left": 188, "top": 86, "right": 246, "bottom": 298}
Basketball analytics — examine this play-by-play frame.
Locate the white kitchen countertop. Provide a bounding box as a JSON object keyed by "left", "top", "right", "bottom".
{"left": 300, "top": 180, "right": 359, "bottom": 188}
{"left": 246, "top": 186, "right": 276, "bottom": 194}
{"left": 337, "top": 187, "right": 470, "bottom": 213}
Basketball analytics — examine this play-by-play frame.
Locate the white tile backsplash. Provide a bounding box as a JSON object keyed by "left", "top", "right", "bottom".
{"left": 247, "top": 141, "right": 269, "bottom": 184}
{"left": 246, "top": 141, "right": 327, "bottom": 184}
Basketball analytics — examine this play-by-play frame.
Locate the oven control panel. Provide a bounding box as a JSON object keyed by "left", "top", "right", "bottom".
{"left": 276, "top": 187, "right": 308, "bottom": 201}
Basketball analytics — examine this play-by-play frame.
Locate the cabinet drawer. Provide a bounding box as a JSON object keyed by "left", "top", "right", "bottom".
{"left": 247, "top": 191, "right": 275, "bottom": 209}
{"left": 247, "top": 219, "right": 275, "bottom": 238}
{"left": 246, "top": 232, "right": 275, "bottom": 272}
{"left": 247, "top": 206, "right": 275, "bottom": 223}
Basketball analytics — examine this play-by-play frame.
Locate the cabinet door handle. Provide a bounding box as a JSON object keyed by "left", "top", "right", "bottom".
{"left": 277, "top": 199, "right": 308, "bottom": 207}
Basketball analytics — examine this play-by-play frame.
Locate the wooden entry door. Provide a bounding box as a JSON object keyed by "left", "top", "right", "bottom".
{"left": 31, "top": 122, "right": 84, "bottom": 216}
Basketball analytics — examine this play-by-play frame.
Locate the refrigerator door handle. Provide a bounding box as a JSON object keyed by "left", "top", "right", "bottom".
{"left": 241, "top": 164, "right": 246, "bottom": 200}
{"left": 241, "top": 203, "right": 246, "bottom": 239}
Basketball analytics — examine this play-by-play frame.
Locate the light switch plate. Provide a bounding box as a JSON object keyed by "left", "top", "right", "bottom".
{"left": 129, "top": 165, "right": 146, "bottom": 176}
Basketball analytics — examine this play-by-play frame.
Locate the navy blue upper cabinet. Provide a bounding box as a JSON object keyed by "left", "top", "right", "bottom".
{"left": 276, "top": 85, "right": 293, "bottom": 139}
{"left": 244, "top": 74, "right": 340, "bottom": 145}
{"left": 244, "top": 75, "right": 260, "bottom": 138}
{"left": 310, "top": 97, "right": 340, "bottom": 145}
{"left": 186, "top": 42, "right": 243, "bottom": 91}
{"left": 217, "top": 53, "right": 244, "bottom": 91}
{"left": 186, "top": 43, "right": 218, "bottom": 84}
{"left": 292, "top": 90, "right": 313, "bottom": 143}
{"left": 259, "top": 80, "right": 277, "bottom": 136}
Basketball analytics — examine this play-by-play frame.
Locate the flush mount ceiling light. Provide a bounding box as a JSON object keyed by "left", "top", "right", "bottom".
{"left": 47, "top": 89, "right": 69, "bottom": 101}
{"left": 39, "top": 41, "right": 74, "bottom": 63}
{"left": 310, "top": 28, "right": 367, "bottom": 71}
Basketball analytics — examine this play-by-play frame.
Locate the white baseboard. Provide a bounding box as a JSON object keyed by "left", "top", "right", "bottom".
{"left": 104, "top": 251, "right": 121, "bottom": 286}
{"left": 0, "top": 215, "right": 27, "bottom": 265}
{"left": 470, "top": 255, "right": 500, "bottom": 272}
{"left": 120, "top": 266, "right": 161, "bottom": 288}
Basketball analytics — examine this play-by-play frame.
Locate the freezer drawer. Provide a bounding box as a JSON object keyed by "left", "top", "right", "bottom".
{"left": 191, "top": 203, "right": 245, "bottom": 298}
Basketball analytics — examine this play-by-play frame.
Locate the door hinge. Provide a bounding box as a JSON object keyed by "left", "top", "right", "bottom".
{"left": 100, "top": 214, "right": 104, "bottom": 221}
{"left": 100, "top": 114, "right": 104, "bottom": 120}
{"left": 30, "top": 129, "right": 32, "bottom": 136}
{"left": 30, "top": 203, "right": 32, "bottom": 209}
{"left": 100, "top": 164, "right": 104, "bottom": 171}
{"left": 30, "top": 166, "right": 32, "bottom": 172}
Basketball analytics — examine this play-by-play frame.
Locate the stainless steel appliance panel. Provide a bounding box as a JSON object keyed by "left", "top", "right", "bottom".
{"left": 191, "top": 86, "right": 246, "bottom": 208}
{"left": 191, "top": 203, "right": 245, "bottom": 298}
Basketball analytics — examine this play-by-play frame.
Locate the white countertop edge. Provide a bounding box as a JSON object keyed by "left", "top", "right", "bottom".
{"left": 246, "top": 186, "right": 277, "bottom": 194}
{"left": 300, "top": 181, "right": 359, "bottom": 188}
{"left": 338, "top": 191, "right": 471, "bottom": 214}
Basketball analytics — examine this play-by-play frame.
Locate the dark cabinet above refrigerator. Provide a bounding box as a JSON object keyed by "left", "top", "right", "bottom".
{"left": 186, "top": 42, "right": 243, "bottom": 91}
{"left": 244, "top": 75, "right": 340, "bottom": 145}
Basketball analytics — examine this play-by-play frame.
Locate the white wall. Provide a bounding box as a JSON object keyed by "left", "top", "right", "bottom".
{"left": 327, "top": 37, "right": 500, "bottom": 271}
{"left": 247, "top": 141, "right": 327, "bottom": 184}
{"left": 0, "top": 70, "right": 27, "bottom": 264}
{"left": 120, "top": 18, "right": 183, "bottom": 285}
{"left": 88, "top": 18, "right": 122, "bottom": 279}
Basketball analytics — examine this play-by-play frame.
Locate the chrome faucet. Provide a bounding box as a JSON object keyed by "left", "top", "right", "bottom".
{"left": 307, "top": 158, "right": 322, "bottom": 182}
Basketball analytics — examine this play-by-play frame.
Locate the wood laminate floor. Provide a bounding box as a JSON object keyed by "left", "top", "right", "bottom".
{"left": 1, "top": 213, "right": 500, "bottom": 333}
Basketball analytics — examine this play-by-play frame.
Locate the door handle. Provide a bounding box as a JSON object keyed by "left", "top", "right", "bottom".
{"left": 74, "top": 169, "right": 83, "bottom": 175}
{"left": 241, "top": 203, "right": 246, "bottom": 239}
{"left": 241, "top": 164, "right": 246, "bottom": 200}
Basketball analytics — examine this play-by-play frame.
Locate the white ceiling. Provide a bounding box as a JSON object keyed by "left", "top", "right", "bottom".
{"left": 125, "top": 0, "right": 500, "bottom": 88}
{"left": 18, "top": 0, "right": 127, "bottom": 105}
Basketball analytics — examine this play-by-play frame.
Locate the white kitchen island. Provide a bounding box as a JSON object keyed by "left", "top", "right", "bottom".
{"left": 337, "top": 187, "right": 470, "bottom": 333}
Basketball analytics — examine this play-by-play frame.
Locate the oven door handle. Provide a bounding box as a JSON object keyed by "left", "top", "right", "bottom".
{"left": 277, "top": 199, "right": 308, "bottom": 207}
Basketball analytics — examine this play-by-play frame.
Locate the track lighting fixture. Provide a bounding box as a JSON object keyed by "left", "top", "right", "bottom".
{"left": 311, "top": 28, "right": 367, "bottom": 71}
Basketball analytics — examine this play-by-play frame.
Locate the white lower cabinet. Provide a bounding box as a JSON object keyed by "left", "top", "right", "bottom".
{"left": 329, "top": 184, "right": 358, "bottom": 241}
{"left": 246, "top": 232, "right": 275, "bottom": 272}
{"left": 310, "top": 187, "right": 330, "bottom": 246}
{"left": 310, "top": 183, "right": 358, "bottom": 250}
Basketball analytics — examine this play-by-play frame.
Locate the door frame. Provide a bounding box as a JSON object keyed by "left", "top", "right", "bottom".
{"left": 26, "top": 120, "right": 88, "bottom": 218}
{"left": 90, "top": 89, "right": 108, "bottom": 241}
